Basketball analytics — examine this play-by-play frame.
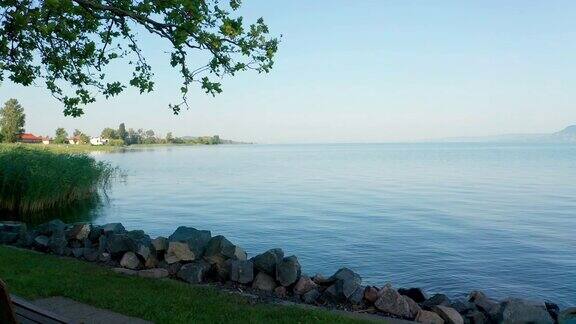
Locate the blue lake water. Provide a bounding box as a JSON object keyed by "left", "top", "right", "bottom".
{"left": 92, "top": 143, "right": 576, "bottom": 306}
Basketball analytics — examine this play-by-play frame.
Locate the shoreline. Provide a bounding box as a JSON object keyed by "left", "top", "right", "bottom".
{"left": 1, "top": 220, "right": 572, "bottom": 324}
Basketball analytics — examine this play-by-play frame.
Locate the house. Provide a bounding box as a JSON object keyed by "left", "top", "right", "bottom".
{"left": 90, "top": 137, "right": 109, "bottom": 146}
{"left": 42, "top": 137, "right": 51, "bottom": 145}
{"left": 17, "top": 133, "right": 43, "bottom": 144}
{"left": 68, "top": 136, "right": 81, "bottom": 145}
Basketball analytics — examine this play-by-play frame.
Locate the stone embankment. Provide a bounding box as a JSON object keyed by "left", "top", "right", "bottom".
{"left": 1, "top": 220, "right": 574, "bottom": 324}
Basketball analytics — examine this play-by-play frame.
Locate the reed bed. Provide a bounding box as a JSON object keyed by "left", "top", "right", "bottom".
{"left": 0, "top": 146, "right": 114, "bottom": 214}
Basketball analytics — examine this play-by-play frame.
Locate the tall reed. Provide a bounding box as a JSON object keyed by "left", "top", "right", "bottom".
{"left": 0, "top": 146, "right": 114, "bottom": 214}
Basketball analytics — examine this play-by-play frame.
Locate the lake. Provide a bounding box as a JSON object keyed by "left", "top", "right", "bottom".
{"left": 91, "top": 143, "right": 576, "bottom": 306}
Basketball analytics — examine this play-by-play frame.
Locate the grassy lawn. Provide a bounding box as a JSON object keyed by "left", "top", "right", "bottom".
{"left": 0, "top": 246, "right": 373, "bottom": 323}
{"left": 0, "top": 143, "right": 122, "bottom": 153}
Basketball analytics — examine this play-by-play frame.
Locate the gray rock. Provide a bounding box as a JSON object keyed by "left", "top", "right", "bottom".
{"left": 498, "top": 299, "right": 553, "bottom": 324}
{"left": 106, "top": 233, "right": 134, "bottom": 256}
{"left": 252, "top": 272, "right": 277, "bottom": 291}
{"left": 545, "top": 302, "right": 560, "bottom": 322}
{"left": 230, "top": 260, "right": 254, "bottom": 284}
{"left": 364, "top": 286, "right": 380, "bottom": 304}
{"left": 102, "top": 223, "right": 126, "bottom": 234}
{"left": 0, "top": 232, "right": 19, "bottom": 244}
{"left": 464, "top": 310, "right": 487, "bottom": 324}
{"left": 433, "top": 306, "right": 464, "bottom": 324}
{"left": 204, "top": 235, "right": 247, "bottom": 265}
{"left": 120, "top": 251, "right": 141, "bottom": 270}
{"left": 322, "top": 283, "right": 343, "bottom": 303}
{"left": 99, "top": 252, "right": 111, "bottom": 263}
{"left": 416, "top": 310, "right": 445, "bottom": 324}
{"left": 177, "top": 260, "right": 210, "bottom": 284}
{"left": 165, "top": 241, "right": 194, "bottom": 263}
{"left": 276, "top": 255, "right": 301, "bottom": 287}
{"left": 559, "top": 307, "right": 576, "bottom": 324}
{"left": 252, "top": 248, "right": 284, "bottom": 275}
{"left": 66, "top": 223, "right": 91, "bottom": 241}
{"left": 33, "top": 235, "right": 50, "bottom": 249}
{"left": 83, "top": 248, "right": 99, "bottom": 262}
{"left": 151, "top": 236, "right": 168, "bottom": 254}
{"left": 72, "top": 247, "right": 84, "bottom": 258}
{"left": 0, "top": 221, "right": 26, "bottom": 244}
{"left": 274, "top": 286, "right": 287, "bottom": 298}
{"left": 144, "top": 254, "right": 159, "bottom": 268}
{"left": 450, "top": 300, "right": 476, "bottom": 314}
{"left": 405, "top": 295, "right": 422, "bottom": 319}
{"left": 468, "top": 291, "right": 499, "bottom": 317}
{"left": 48, "top": 232, "right": 67, "bottom": 255}
{"left": 138, "top": 268, "right": 169, "bottom": 279}
{"left": 330, "top": 268, "right": 362, "bottom": 299}
{"left": 302, "top": 289, "right": 321, "bottom": 304}
{"left": 37, "top": 219, "right": 66, "bottom": 236}
{"left": 293, "top": 276, "right": 317, "bottom": 295}
{"left": 349, "top": 285, "right": 365, "bottom": 305}
{"left": 374, "top": 284, "right": 412, "bottom": 318}
{"left": 88, "top": 225, "right": 103, "bottom": 242}
{"left": 169, "top": 226, "right": 211, "bottom": 257}
{"left": 423, "top": 294, "right": 452, "bottom": 310}
{"left": 399, "top": 287, "right": 428, "bottom": 303}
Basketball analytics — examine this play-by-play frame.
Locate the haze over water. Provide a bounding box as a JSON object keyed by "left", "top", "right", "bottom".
{"left": 92, "top": 143, "right": 576, "bottom": 306}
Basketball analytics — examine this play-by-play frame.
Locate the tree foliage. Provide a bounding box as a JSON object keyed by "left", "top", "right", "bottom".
{"left": 54, "top": 127, "right": 69, "bottom": 144}
{"left": 0, "top": 98, "right": 25, "bottom": 142}
{"left": 100, "top": 127, "right": 118, "bottom": 139}
{"left": 0, "top": 0, "right": 279, "bottom": 117}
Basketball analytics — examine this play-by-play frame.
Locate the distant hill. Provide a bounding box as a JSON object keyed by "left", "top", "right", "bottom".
{"left": 434, "top": 125, "right": 576, "bottom": 143}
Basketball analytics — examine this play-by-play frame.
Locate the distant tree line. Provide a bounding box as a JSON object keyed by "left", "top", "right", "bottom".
{"left": 99, "top": 123, "right": 223, "bottom": 146}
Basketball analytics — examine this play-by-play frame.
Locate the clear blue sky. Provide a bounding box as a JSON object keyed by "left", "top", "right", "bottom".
{"left": 2, "top": 1, "right": 575, "bottom": 143}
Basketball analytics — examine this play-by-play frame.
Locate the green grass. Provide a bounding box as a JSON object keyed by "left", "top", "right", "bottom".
{"left": 0, "top": 246, "right": 372, "bottom": 323}
{"left": 0, "top": 145, "right": 114, "bottom": 215}
{"left": 0, "top": 143, "right": 122, "bottom": 153}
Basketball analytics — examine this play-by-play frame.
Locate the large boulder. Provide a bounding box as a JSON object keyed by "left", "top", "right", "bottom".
{"left": 399, "top": 287, "right": 428, "bottom": 303}
{"left": 33, "top": 235, "right": 50, "bottom": 250}
{"left": 168, "top": 226, "right": 211, "bottom": 257}
{"left": 293, "top": 276, "right": 317, "bottom": 295}
{"left": 374, "top": 284, "right": 412, "bottom": 318}
{"left": 37, "top": 219, "right": 66, "bottom": 237}
{"left": 204, "top": 235, "right": 247, "bottom": 265}
{"left": 416, "top": 310, "right": 445, "bottom": 324}
{"left": 364, "top": 286, "right": 380, "bottom": 304}
{"left": 138, "top": 268, "right": 169, "bottom": 279}
{"left": 330, "top": 268, "right": 362, "bottom": 300}
{"left": 66, "top": 223, "right": 91, "bottom": 241}
{"left": 177, "top": 260, "right": 210, "bottom": 284}
{"left": 498, "top": 299, "right": 554, "bottom": 324}
{"left": 252, "top": 272, "right": 277, "bottom": 291}
{"left": 252, "top": 248, "right": 284, "bottom": 275}
{"left": 229, "top": 260, "right": 254, "bottom": 284}
{"left": 88, "top": 225, "right": 103, "bottom": 242}
{"left": 152, "top": 236, "right": 169, "bottom": 254}
{"left": 276, "top": 255, "right": 301, "bottom": 287}
{"left": 468, "top": 291, "right": 499, "bottom": 319}
{"left": 120, "top": 251, "right": 141, "bottom": 270}
{"left": 165, "top": 241, "right": 194, "bottom": 264}
{"left": 48, "top": 232, "right": 68, "bottom": 255}
{"left": 432, "top": 306, "right": 464, "bottom": 324}
{"left": 302, "top": 289, "right": 321, "bottom": 304}
{"left": 0, "top": 221, "right": 27, "bottom": 244}
{"left": 105, "top": 233, "right": 134, "bottom": 256}
{"left": 559, "top": 307, "right": 576, "bottom": 324}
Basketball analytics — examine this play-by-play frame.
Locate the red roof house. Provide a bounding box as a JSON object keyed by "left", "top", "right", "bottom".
{"left": 17, "top": 133, "right": 44, "bottom": 143}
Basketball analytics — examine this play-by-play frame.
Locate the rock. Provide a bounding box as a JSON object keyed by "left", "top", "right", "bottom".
{"left": 312, "top": 273, "right": 334, "bottom": 286}
{"left": 276, "top": 255, "right": 301, "bottom": 286}
{"left": 66, "top": 223, "right": 91, "bottom": 241}
{"left": 464, "top": 310, "right": 487, "bottom": 324}
{"left": 374, "top": 284, "right": 412, "bottom": 318}
{"left": 159, "top": 261, "right": 182, "bottom": 276}
{"left": 330, "top": 268, "right": 362, "bottom": 300}
{"left": 177, "top": 261, "right": 210, "bottom": 284}
{"left": 252, "top": 248, "right": 284, "bottom": 275}
{"left": 559, "top": 307, "right": 576, "bottom": 324}
{"left": 120, "top": 251, "right": 141, "bottom": 270}
{"left": 138, "top": 268, "right": 169, "bottom": 279}
{"left": 102, "top": 223, "right": 126, "bottom": 234}
{"left": 144, "top": 254, "right": 159, "bottom": 268}
{"left": 204, "top": 235, "right": 247, "bottom": 265}
{"left": 99, "top": 252, "right": 111, "bottom": 263}
{"left": 72, "top": 247, "right": 84, "bottom": 258}
{"left": 112, "top": 267, "right": 137, "bottom": 276}
{"left": 423, "top": 294, "right": 451, "bottom": 310}
{"left": 303, "top": 289, "right": 321, "bottom": 304}
{"left": 450, "top": 300, "right": 475, "bottom": 314}
{"left": 230, "top": 260, "right": 254, "bottom": 284}
{"left": 83, "top": 248, "right": 99, "bottom": 262}
{"left": 405, "top": 296, "right": 423, "bottom": 319}
{"left": 293, "top": 276, "right": 317, "bottom": 295}
{"left": 0, "top": 221, "right": 26, "bottom": 244}
{"left": 498, "top": 299, "right": 553, "bottom": 324}
{"left": 33, "top": 235, "right": 50, "bottom": 249}
{"left": 274, "top": 286, "right": 287, "bottom": 298}
{"left": 399, "top": 287, "right": 428, "bottom": 303}
{"left": 433, "top": 306, "right": 464, "bottom": 324}
{"left": 37, "top": 219, "right": 66, "bottom": 236}
{"left": 152, "top": 236, "right": 169, "bottom": 254}
{"left": 252, "top": 272, "right": 277, "bottom": 291}
{"left": 88, "top": 225, "right": 103, "bottom": 242}
{"left": 0, "top": 232, "right": 19, "bottom": 244}
{"left": 349, "top": 285, "right": 365, "bottom": 305}
{"left": 468, "top": 291, "right": 499, "bottom": 316}
{"left": 168, "top": 226, "right": 211, "bottom": 257}
{"left": 364, "top": 286, "right": 380, "bottom": 304}
{"left": 165, "top": 241, "right": 194, "bottom": 263}
{"left": 106, "top": 233, "right": 134, "bottom": 256}
{"left": 545, "top": 302, "right": 559, "bottom": 322}
{"left": 416, "top": 310, "right": 445, "bottom": 324}
{"left": 322, "top": 284, "right": 342, "bottom": 303}
{"left": 48, "top": 232, "right": 67, "bottom": 255}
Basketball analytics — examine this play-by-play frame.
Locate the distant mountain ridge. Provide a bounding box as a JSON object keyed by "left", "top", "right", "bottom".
{"left": 434, "top": 125, "right": 576, "bottom": 143}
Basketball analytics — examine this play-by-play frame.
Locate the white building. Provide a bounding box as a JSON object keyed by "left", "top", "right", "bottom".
{"left": 90, "top": 137, "right": 109, "bottom": 146}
